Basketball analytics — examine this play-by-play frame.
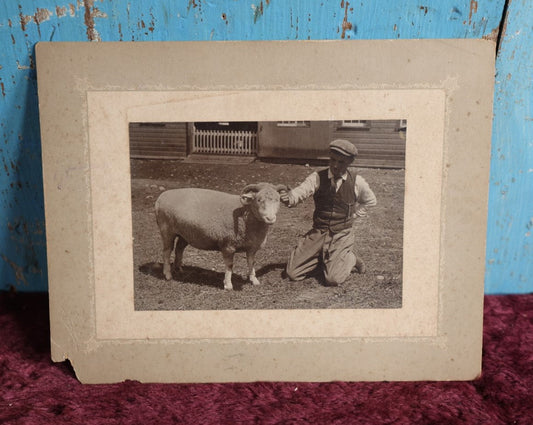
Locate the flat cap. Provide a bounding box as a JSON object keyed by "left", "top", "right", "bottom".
{"left": 329, "top": 139, "right": 358, "bottom": 157}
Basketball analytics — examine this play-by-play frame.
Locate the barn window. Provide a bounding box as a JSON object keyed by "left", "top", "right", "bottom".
{"left": 340, "top": 120, "right": 369, "bottom": 128}
{"left": 276, "top": 121, "right": 310, "bottom": 127}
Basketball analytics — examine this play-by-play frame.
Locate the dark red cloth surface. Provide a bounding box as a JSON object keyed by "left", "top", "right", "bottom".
{"left": 1, "top": 293, "right": 532, "bottom": 424}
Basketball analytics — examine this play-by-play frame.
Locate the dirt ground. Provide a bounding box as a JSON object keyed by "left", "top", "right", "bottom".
{"left": 131, "top": 159, "right": 404, "bottom": 311}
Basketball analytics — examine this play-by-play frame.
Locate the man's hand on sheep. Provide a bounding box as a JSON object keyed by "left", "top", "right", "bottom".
{"left": 279, "top": 188, "right": 291, "bottom": 206}
{"left": 155, "top": 183, "right": 288, "bottom": 290}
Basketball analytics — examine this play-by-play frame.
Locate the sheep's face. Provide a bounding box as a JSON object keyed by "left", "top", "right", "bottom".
{"left": 241, "top": 185, "right": 281, "bottom": 225}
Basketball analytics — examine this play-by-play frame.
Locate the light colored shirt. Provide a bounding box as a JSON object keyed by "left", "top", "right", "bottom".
{"left": 287, "top": 169, "right": 377, "bottom": 217}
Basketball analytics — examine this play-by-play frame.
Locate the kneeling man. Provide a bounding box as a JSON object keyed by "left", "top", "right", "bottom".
{"left": 281, "top": 139, "right": 377, "bottom": 286}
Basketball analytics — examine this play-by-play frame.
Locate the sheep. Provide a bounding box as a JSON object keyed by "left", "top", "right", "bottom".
{"left": 155, "top": 183, "right": 288, "bottom": 290}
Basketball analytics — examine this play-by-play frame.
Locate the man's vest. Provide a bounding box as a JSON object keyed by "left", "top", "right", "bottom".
{"left": 313, "top": 168, "right": 357, "bottom": 233}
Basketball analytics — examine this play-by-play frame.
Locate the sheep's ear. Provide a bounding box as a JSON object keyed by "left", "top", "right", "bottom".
{"left": 240, "top": 193, "right": 255, "bottom": 206}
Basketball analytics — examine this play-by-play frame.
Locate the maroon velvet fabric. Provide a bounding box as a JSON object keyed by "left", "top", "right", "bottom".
{"left": 1, "top": 293, "right": 531, "bottom": 424}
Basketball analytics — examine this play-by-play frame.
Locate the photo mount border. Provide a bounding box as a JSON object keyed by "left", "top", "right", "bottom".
{"left": 36, "top": 40, "right": 494, "bottom": 383}
{"left": 89, "top": 89, "right": 442, "bottom": 341}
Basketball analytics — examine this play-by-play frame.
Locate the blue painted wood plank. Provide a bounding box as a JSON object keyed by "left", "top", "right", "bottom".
{"left": 485, "top": 0, "right": 533, "bottom": 294}
{"left": 2, "top": 1, "right": 506, "bottom": 44}
{"left": 0, "top": 0, "right": 526, "bottom": 292}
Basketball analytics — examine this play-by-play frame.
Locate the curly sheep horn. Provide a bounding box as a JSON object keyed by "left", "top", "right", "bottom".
{"left": 275, "top": 184, "right": 289, "bottom": 193}
{"left": 241, "top": 184, "right": 261, "bottom": 194}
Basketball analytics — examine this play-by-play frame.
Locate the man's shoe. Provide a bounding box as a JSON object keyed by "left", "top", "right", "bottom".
{"left": 353, "top": 258, "right": 366, "bottom": 274}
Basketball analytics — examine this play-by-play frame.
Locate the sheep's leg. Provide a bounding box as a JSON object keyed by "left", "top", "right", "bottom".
{"left": 246, "top": 250, "right": 260, "bottom": 286}
{"left": 173, "top": 236, "right": 188, "bottom": 273}
{"left": 221, "top": 249, "right": 235, "bottom": 290}
{"left": 160, "top": 231, "right": 175, "bottom": 281}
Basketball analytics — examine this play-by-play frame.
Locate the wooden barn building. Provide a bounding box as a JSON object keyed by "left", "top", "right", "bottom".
{"left": 129, "top": 120, "right": 406, "bottom": 169}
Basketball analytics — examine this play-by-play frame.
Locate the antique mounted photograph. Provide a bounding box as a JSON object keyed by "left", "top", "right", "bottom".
{"left": 36, "top": 40, "right": 495, "bottom": 383}
{"left": 130, "top": 120, "right": 406, "bottom": 311}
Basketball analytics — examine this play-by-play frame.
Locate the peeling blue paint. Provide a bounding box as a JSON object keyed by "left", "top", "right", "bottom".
{"left": 484, "top": 0, "right": 533, "bottom": 294}
{"left": 0, "top": 0, "right": 531, "bottom": 293}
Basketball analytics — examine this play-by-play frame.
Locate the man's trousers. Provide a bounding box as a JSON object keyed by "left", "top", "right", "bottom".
{"left": 286, "top": 227, "right": 356, "bottom": 286}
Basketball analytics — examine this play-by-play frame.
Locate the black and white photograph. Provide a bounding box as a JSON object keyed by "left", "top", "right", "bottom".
{"left": 36, "top": 39, "right": 495, "bottom": 384}
{"left": 131, "top": 119, "right": 406, "bottom": 311}
{"left": 38, "top": 40, "right": 493, "bottom": 383}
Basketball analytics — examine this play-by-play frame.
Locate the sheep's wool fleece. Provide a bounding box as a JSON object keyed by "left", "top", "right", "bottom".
{"left": 155, "top": 188, "right": 265, "bottom": 250}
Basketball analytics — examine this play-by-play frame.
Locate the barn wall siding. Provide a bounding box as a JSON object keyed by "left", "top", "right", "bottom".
{"left": 258, "top": 121, "right": 331, "bottom": 160}
{"left": 258, "top": 120, "right": 406, "bottom": 169}
{"left": 331, "top": 120, "right": 406, "bottom": 169}
{"left": 0, "top": 1, "right": 530, "bottom": 293}
{"left": 129, "top": 123, "right": 188, "bottom": 159}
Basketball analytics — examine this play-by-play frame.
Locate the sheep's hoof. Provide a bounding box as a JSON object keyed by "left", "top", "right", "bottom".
{"left": 163, "top": 265, "right": 172, "bottom": 280}
{"left": 250, "top": 276, "right": 261, "bottom": 286}
{"left": 224, "top": 280, "right": 233, "bottom": 290}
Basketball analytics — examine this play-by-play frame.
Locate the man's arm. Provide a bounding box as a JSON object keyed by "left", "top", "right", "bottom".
{"left": 281, "top": 171, "right": 320, "bottom": 207}
{"left": 354, "top": 175, "right": 377, "bottom": 217}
